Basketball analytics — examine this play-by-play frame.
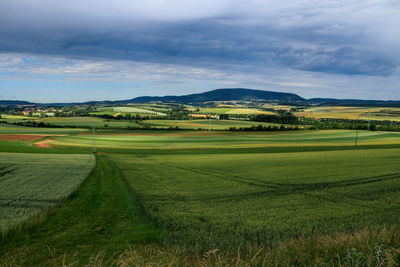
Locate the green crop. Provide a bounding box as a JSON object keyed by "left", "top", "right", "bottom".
{"left": 0, "top": 153, "right": 95, "bottom": 235}
{"left": 110, "top": 148, "right": 400, "bottom": 249}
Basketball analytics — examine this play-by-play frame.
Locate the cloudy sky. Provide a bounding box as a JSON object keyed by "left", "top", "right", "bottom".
{"left": 0, "top": 0, "right": 399, "bottom": 102}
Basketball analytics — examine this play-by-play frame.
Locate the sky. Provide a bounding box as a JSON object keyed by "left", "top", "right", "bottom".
{"left": 0, "top": 0, "right": 399, "bottom": 102}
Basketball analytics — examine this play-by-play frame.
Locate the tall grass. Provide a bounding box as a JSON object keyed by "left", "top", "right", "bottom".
{"left": 3, "top": 226, "right": 399, "bottom": 266}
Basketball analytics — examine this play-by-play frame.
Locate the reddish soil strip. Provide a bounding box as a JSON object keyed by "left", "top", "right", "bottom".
{"left": 0, "top": 134, "right": 45, "bottom": 142}
{"left": 33, "top": 139, "right": 56, "bottom": 148}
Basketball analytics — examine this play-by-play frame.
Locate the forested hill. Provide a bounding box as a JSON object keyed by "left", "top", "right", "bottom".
{"left": 128, "top": 88, "right": 305, "bottom": 103}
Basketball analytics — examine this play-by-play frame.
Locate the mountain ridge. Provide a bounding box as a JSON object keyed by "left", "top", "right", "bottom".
{"left": 126, "top": 88, "right": 305, "bottom": 103}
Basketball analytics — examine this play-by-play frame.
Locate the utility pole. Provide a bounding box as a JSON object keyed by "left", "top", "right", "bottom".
{"left": 354, "top": 129, "right": 359, "bottom": 149}
{"left": 354, "top": 112, "right": 365, "bottom": 149}
{"left": 92, "top": 123, "right": 96, "bottom": 153}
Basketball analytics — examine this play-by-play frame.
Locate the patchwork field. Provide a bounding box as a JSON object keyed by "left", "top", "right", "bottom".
{"left": 113, "top": 107, "right": 166, "bottom": 116}
{"left": 198, "top": 108, "right": 275, "bottom": 115}
{"left": 0, "top": 123, "right": 91, "bottom": 153}
{"left": 0, "top": 153, "right": 95, "bottom": 234}
{"left": 1, "top": 123, "right": 400, "bottom": 265}
{"left": 5, "top": 117, "right": 293, "bottom": 130}
{"left": 92, "top": 107, "right": 166, "bottom": 116}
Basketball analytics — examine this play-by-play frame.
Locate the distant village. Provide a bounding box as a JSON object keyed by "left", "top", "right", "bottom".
{"left": 21, "top": 106, "right": 63, "bottom": 117}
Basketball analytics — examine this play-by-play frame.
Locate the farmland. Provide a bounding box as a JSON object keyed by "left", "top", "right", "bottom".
{"left": 44, "top": 130, "right": 400, "bottom": 151}
{"left": 141, "top": 119, "right": 292, "bottom": 130}
{"left": 197, "top": 107, "right": 275, "bottom": 115}
{"left": 0, "top": 123, "right": 86, "bottom": 133}
{"left": 114, "top": 107, "right": 166, "bottom": 116}
{"left": 295, "top": 106, "right": 400, "bottom": 121}
{"left": 110, "top": 148, "right": 400, "bottom": 248}
{"left": 15, "top": 117, "right": 300, "bottom": 130}
{"left": 34, "top": 116, "right": 143, "bottom": 128}
{"left": 4, "top": 116, "right": 296, "bottom": 130}
{"left": 92, "top": 106, "right": 166, "bottom": 116}
{"left": 1, "top": 123, "right": 400, "bottom": 265}
{"left": 0, "top": 153, "right": 95, "bottom": 234}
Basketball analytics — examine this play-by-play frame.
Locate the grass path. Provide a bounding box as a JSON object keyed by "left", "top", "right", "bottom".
{"left": 0, "top": 155, "right": 160, "bottom": 266}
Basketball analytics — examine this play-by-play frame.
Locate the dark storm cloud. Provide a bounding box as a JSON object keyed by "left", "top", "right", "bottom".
{"left": 1, "top": 0, "right": 399, "bottom": 77}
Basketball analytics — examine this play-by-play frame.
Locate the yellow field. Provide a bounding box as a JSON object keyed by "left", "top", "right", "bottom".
{"left": 225, "top": 108, "right": 275, "bottom": 115}
{"left": 0, "top": 114, "right": 30, "bottom": 119}
{"left": 295, "top": 107, "right": 400, "bottom": 121}
{"left": 188, "top": 114, "right": 208, "bottom": 118}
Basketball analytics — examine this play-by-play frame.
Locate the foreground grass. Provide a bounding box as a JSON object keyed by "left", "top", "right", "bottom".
{"left": 3, "top": 225, "right": 400, "bottom": 266}
{"left": 0, "top": 155, "right": 160, "bottom": 266}
{"left": 107, "top": 227, "right": 400, "bottom": 266}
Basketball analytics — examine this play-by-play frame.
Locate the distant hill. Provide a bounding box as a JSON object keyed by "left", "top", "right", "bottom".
{"left": 0, "top": 100, "right": 34, "bottom": 106}
{"left": 1, "top": 88, "right": 400, "bottom": 107}
{"left": 128, "top": 88, "right": 305, "bottom": 103}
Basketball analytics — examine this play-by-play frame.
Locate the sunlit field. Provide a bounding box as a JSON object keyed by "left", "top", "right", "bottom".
{"left": 46, "top": 130, "right": 400, "bottom": 150}
{"left": 295, "top": 106, "right": 400, "bottom": 121}
{"left": 1, "top": 124, "right": 400, "bottom": 265}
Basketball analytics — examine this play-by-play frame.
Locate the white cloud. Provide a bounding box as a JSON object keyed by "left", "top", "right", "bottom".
{"left": 1, "top": 53, "right": 399, "bottom": 100}
{"left": 0, "top": 1, "right": 400, "bottom": 100}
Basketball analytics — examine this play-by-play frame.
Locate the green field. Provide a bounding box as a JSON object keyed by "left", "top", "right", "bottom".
{"left": 0, "top": 115, "right": 30, "bottom": 120}
{"left": 0, "top": 155, "right": 160, "bottom": 266}
{"left": 0, "top": 153, "right": 95, "bottom": 234}
{"left": 35, "top": 116, "right": 143, "bottom": 128}
{"left": 46, "top": 130, "right": 400, "bottom": 151}
{"left": 110, "top": 149, "right": 400, "bottom": 248}
{"left": 2, "top": 124, "right": 400, "bottom": 265}
{"left": 142, "top": 119, "right": 291, "bottom": 130}
{"left": 0, "top": 114, "right": 32, "bottom": 124}
{"left": 0, "top": 122, "right": 87, "bottom": 133}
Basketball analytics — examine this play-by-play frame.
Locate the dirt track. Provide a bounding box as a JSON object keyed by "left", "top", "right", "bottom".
{"left": 33, "top": 139, "right": 56, "bottom": 148}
